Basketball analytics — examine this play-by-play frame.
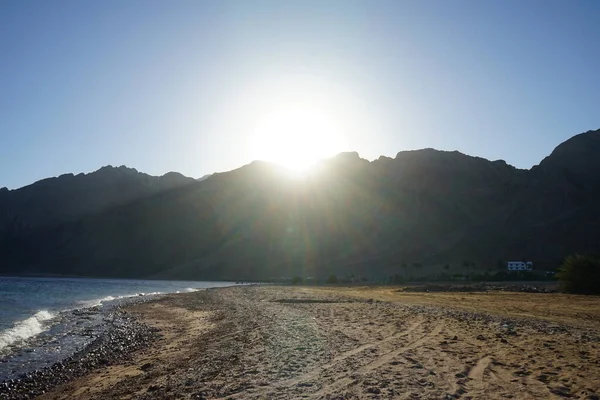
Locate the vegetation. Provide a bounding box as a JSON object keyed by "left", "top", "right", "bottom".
{"left": 326, "top": 274, "right": 338, "bottom": 284}
{"left": 291, "top": 276, "right": 303, "bottom": 285}
{"left": 557, "top": 254, "right": 600, "bottom": 294}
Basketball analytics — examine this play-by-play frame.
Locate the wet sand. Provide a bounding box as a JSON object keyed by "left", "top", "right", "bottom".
{"left": 26, "top": 286, "right": 600, "bottom": 399}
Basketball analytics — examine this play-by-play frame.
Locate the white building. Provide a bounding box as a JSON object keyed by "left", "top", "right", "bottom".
{"left": 507, "top": 261, "right": 533, "bottom": 271}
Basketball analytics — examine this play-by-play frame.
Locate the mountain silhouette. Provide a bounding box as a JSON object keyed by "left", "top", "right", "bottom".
{"left": 1, "top": 129, "right": 599, "bottom": 280}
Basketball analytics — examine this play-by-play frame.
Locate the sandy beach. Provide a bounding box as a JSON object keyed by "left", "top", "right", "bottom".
{"left": 7, "top": 285, "right": 600, "bottom": 400}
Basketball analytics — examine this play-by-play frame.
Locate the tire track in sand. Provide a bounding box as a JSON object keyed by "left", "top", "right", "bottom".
{"left": 455, "top": 355, "right": 492, "bottom": 398}
{"left": 222, "top": 317, "right": 426, "bottom": 399}
{"left": 309, "top": 321, "right": 444, "bottom": 398}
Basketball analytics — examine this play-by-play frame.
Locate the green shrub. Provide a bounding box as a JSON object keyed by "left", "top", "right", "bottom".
{"left": 291, "top": 276, "right": 303, "bottom": 285}
{"left": 326, "top": 274, "right": 338, "bottom": 284}
{"left": 557, "top": 254, "right": 600, "bottom": 294}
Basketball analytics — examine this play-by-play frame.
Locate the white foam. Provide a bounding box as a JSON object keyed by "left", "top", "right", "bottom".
{"left": 77, "top": 292, "right": 164, "bottom": 308}
{"left": 77, "top": 295, "right": 119, "bottom": 308}
{"left": 0, "top": 310, "right": 56, "bottom": 351}
{"left": 185, "top": 288, "right": 198, "bottom": 292}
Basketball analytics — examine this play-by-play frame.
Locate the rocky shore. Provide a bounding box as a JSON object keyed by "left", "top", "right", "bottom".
{"left": 0, "top": 310, "right": 158, "bottom": 400}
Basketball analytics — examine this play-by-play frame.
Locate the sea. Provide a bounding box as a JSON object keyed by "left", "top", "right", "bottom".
{"left": 0, "top": 276, "right": 235, "bottom": 381}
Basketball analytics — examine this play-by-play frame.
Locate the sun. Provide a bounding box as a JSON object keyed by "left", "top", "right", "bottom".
{"left": 249, "top": 102, "right": 346, "bottom": 173}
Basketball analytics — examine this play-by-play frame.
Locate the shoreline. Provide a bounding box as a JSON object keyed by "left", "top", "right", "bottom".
{"left": 3, "top": 286, "right": 600, "bottom": 399}
{"left": 0, "top": 279, "right": 238, "bottom": 385}
{"left": 0, "top": 306, "right": 159, "bottom": 400}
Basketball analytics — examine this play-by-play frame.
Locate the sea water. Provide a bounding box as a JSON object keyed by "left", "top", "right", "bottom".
{"left": 0, "top": 276, "right": 234, "bottom": 380}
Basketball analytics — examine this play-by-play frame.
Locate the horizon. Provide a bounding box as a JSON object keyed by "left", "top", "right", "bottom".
{"left": 2, "top": 1, "right": 599, "bottom": 189}
{"left": 3, "top": 126, "right": 599, "bottom": 191}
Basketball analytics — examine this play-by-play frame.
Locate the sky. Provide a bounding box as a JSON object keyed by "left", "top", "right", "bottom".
{"left": 1, "top": 0, "right": 599, "bottom": 189}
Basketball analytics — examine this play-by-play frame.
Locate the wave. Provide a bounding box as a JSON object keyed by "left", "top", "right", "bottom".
{"left": 77, "top": 295, "right": 119, "bottom": 308}
{"left": 77, "top": 292, "right": 164, "bottom": 308}
{"left": 0, "top": 310, "right": 56, "bottom": 351}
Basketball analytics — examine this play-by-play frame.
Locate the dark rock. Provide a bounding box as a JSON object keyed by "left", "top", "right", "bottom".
{"left": 549, "top": 386, "right": 571, "bottom": 397}
{"left": 366, "top": 387, "right": 381, "bottom": 394}
{"left": 140, "top": 362, "right": 154, "bottom": 371}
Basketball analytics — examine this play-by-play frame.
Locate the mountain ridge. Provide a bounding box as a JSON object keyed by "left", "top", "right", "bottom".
{"left": 0, "top": 165, "right": 194, "bottom": 192}
{"left": 1, "top": 128, "right": 599, "bottom": 280}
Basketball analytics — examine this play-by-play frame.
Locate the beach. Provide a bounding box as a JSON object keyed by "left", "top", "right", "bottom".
{"left": 5, "top": 285, "right": 600, "bottom": 399}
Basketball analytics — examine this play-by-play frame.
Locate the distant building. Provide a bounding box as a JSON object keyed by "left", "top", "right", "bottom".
{"left": 507, "top": 261, "right": 533, "bottom": 271}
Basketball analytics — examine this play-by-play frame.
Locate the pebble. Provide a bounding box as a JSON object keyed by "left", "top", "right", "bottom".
{"left": 0, "top": 311, "right": 158, "bottom": 400}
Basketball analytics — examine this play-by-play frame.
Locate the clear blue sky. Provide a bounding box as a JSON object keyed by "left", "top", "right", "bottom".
{"left": 1, "top": 0, "right": 599, "bottom": 189}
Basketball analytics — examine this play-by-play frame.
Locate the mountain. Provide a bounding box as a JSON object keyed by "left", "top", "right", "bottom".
{"left": 1, "top": 129, "right": 599, "bottom": 280}
{"left": 0, "top": 165, "right": 194, "bottom": 233}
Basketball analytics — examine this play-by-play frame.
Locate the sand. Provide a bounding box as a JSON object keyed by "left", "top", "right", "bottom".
{"left": 36, "top": 286, "right": 600, "bottom": 400}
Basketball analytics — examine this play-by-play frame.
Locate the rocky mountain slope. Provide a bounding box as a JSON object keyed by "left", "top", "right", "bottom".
{"left": 1, "top": 129, "right": 599, "bottom": 280}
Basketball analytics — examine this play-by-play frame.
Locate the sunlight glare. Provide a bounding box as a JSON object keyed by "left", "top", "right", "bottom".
{"left": 250, "top": 102, "right": 346, "bottom": 173}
